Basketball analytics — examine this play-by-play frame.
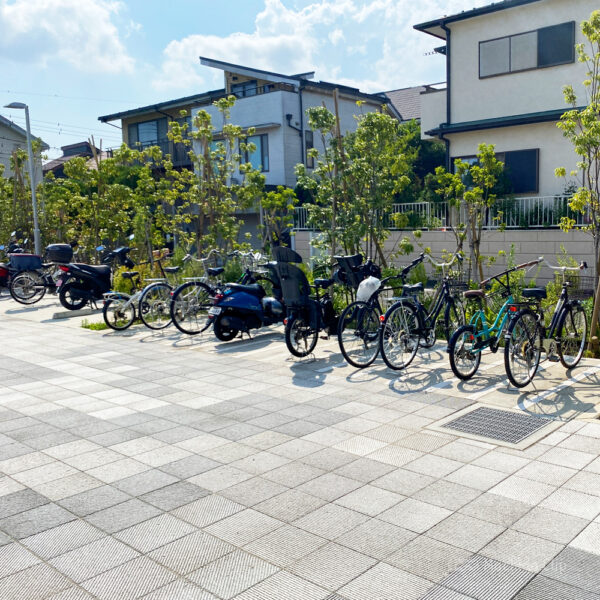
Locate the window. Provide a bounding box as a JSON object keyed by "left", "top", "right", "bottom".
{"left": 305, "top": 130, "right": 314, "bottom": 168}
{"left": 128, "top": 118, "right": 168, "bottom": 150}
{"left": 453, "top": 149, "right": 539, "bottom": 195}
{"left": 479, "top": 21, "right": 575, "bottom": 78}
{"left": 231, "top": 80, "right": 258, "bottom": 98}
{"left": 243, "top": 134, "right": 269, "bottom": 172}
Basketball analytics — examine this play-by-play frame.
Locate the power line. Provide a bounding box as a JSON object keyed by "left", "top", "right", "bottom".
{"left": 0, "top": 89, "right": 136, "bottom": 105}
{"left": 6, "top": 115, "right": 123, "bottom": 138}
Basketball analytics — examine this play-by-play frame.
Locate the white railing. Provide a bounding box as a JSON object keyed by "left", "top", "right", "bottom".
{"left": 294, "top": 195, "right": 588, "bottom": 231}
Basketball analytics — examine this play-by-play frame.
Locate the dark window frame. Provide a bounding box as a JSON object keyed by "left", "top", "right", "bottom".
{"left": 305, "top": 130, "right": 314, "bottom": 168}
{"left": 242, "top": 133, "right": 269, "bottom": 173}
{"left": 478, "top": 21, "right": 575, "bottom": 79}
{"left": 452, "top": 148, "right": 539, "bottom": 195}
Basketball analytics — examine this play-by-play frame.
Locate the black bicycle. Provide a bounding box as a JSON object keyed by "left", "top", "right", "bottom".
{"left": 378, "top": 253, "right": 465, "bottom": 370}
{"left": 504, "top": 258, "right": 589, "bottom": 388}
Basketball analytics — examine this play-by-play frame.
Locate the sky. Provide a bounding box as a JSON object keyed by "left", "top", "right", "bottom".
{"left": 0, "top": 0, "right": 490, "bottom": 160}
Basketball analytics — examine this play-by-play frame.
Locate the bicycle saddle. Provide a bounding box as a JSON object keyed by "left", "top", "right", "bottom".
{"left": 121, "top": 271, "right": 139, "bottom": 279}
{"left": 522, "top": 287, "right": 547, "bottom": 299}
{"left": 208, "top": 267, "right": 224, "bottom": 277}
{"left": 313, "top": 278, "right": 333, "bottom": 289}
{"left": 403, "top": 283, "right": 423, "bottom": 293}
{"left": 164, "top": 266, "right": 180, "bottom": 274}
{"left": 463, "top": 289, "right": 485, "bottom": 298}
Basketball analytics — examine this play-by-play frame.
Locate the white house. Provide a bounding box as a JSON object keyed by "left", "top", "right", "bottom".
{"left": 0, "top": 115, "right": 48, "bottom": 181}
{"left": 197, "top": 57, "right": 399, "bottom": 189}
{"left": 414, "top": 0, "right": 596, "bottom": 197}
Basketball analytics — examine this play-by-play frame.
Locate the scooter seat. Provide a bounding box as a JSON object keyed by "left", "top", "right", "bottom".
{"left": 73, "top": 263, "right": 112, "bottom": 278}
{"left": 121, "top": 271, "right": 139, "bottom": 279}
{"left": 208, "top": 267, "right": 224, "bottom": 277}
{"left": 164, "top": 266, "right": 180, "bottom": 274}
{"left": 522, "top": 287, "right": 547, "bottom": 299}
{"left": 403, "top": 283, "right": 424, "bottom": 294}
{"left": 227, "top": 283, "right": 265, "bottom": 298}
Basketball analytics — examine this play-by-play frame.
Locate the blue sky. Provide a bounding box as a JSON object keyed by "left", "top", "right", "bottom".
{"left": 0, "top": 0, "right": 488, "bottom": 159}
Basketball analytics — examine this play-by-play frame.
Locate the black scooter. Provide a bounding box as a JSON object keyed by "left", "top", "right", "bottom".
{"left": 58, "top": 245, "right": 135, "bottom": 310}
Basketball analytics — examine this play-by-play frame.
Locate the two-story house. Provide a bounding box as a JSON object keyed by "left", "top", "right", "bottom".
{"left": 0, "top": 114, "right": 48, "bottom": 181}
{"left": 415, "top": 0, "right": 595, "bottom": 197}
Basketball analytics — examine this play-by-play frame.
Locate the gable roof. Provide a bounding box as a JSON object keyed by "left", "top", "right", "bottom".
{"left": 414, "top": 0, "right": 544, "bottom": 40}
{"left": 384, "top": 84, "right": 444, "bottom": 121}
{"left": 0, "top": 114, "right": 50, "bottom": 151}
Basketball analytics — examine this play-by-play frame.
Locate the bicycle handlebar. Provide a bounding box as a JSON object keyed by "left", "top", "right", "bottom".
{"left": 543, "top": 258, "right": 587, "bottom": 272}
{"left": 515, "top": 256, "right": 543, "bottom": 270}
{"left": 425, "top": 253, "right": 462, "bottom": 269}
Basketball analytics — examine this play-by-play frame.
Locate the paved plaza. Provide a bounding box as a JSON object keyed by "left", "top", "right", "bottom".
{"left": 1, "top": 295, "right": 600, "bottom": 599}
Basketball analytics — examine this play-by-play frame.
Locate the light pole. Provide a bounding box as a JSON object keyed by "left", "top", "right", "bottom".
{"left": 4, "top": 102, "right": 41, "bottom": 255}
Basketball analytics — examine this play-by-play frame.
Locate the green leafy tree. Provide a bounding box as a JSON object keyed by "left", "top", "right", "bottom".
{"left": 259, "top": 186, "right": 298, "bottom": 252}
{"left": 556, "top": 10, "right": 600, "bottom": 345}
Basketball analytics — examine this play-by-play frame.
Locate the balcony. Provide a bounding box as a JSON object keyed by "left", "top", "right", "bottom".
{"left": 130, "top": 139, "right": 192, "bottom": 168}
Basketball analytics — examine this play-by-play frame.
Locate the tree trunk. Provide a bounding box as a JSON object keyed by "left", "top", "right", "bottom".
{"left": 589, "top": 248, "right": 600, "bottom": 353}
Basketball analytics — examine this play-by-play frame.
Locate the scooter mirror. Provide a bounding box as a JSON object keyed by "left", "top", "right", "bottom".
{"left": 0, "top": 245, "right": 4, "bottom": 250}
{"left": 10, "top": 231, "right": 16, "bottom": 237}
{"left": 96, "top": 245, "right": 106, "bottom": 251}
{"left": 129, "top": 234, "right": 135, "bottom": 240}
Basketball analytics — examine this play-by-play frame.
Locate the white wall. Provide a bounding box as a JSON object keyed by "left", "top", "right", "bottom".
{"left": 450, "top": 0, "right": 595, "bottom": 123}
{"left": 448, "top": 121, "right": 577, "bottom": 196}
{"left": 420, "top": 88, "right": 446, "bottom": 140}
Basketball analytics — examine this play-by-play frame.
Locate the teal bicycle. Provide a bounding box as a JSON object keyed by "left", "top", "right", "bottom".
{"left": 448, "top": 258, "right": 542, "bottom": 380}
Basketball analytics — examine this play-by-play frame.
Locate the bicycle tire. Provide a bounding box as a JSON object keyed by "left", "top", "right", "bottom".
{"left": 103, "top": 295, "right": 136, "bottom": 330}
{"left": 557, "top": 302, "right": 587, "bottom": 369}
{"left": 338, "top": 301, "right": 381, "bottom": 368}
{"left": 139, "top": 282, "right": 173, "bottom": 330}
{"left": 285, "top": 314, "right": 318, "bottom": 357}
{"left": 504, "top": 308, "right": 542, "bottom": 388}
{"left": 448, "top": 325, "right": 481, "bottom": 380}
{"left": 170, "top": 281, "right": 214, "bottom": 335}
{"left": 444, "top": 298, "right": 466, "bottom": 343}
{"left": 379, "top": 301, "right": 420, "bottom": 370}
{"left": 9, "top": 270, "right": 46, "bottom": 305}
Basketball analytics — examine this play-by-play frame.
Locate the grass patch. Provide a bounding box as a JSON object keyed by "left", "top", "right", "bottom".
{"left": 81, "top": 319, "right": 109, "bottom": 331}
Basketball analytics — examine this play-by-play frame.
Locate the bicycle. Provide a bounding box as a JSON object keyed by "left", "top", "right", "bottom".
{"left": 504, "top": 258, "right": 588, "bottom": 388}
{"left": 378, "top": 253, "right": 466, "bottom": 370}
{"left": 448, "top": 258, "right": 541, "bottom": 381}
{"left": 169, "top": 250, "right": 262, "bottom": 335}
{"left": 102, "top": 257, "right": 181, "bottom": 331}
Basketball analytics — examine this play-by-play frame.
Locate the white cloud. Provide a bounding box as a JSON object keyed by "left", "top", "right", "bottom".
{"left": 153, "top": 0, "right": 491, "bottom": 93}
{"left": 0, "top": 0, "right": 134, "bottom": 74}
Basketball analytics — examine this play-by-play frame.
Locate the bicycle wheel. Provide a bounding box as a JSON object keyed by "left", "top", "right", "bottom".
{"left": 557, "top": 303, "right": 587, "bottom": 369}
{"left": 338, "top": 301, "right": 381, "bottom": 368}
{"left": 449, "top": 325, "right": 481, "bottom": 380}
{"left": 379, "top": 301, "right": 420, "bottom": 370}
{"left": 444, "top": 298, "right": 466, "bottom": 342}
{"left": 10, "top": 271, "right": 46, "bottom": 305}
{"left": 170, "top": 281, "right": 213, "bottom": 335}
{"left": 504, "top": 309, "right": 542, "bottom": 388}
{"left": 139, "top": 283, "right": 173, "bottom": 330}
{"left": 285, "top": 314, "right": 318, "bottom": 357}
{"left": 103, "top": 296, "right": 136, "bottom": 330}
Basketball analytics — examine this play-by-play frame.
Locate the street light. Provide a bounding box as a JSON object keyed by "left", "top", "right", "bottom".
{"left": 4, "top": 102, "right": 41, "bottom": 255}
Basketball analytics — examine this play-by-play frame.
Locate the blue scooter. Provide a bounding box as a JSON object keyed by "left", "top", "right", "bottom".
{"left": 208, "top": 259, "right": 285, "bottom": 341}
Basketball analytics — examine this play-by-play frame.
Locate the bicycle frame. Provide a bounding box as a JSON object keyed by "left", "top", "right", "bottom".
{"left": 468, "top": 295, "right": 515, "bottom": 353}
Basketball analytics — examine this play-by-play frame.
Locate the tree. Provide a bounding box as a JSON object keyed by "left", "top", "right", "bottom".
{"left": 259, "top": 186, "right": 298, "bottom": 252}
{"left": 434, "top": 144, "right": 504, "bottom": 283}
{"left": 295, "top": 101, "right": 414, "bottom": 267}
{"left": 556, "top": 10, "right": 600, "bottom": 345}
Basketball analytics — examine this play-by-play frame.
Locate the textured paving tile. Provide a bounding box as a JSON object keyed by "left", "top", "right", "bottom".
{"left": 204, "top": 508, "right": 283, "bottom": 546}
{"left": 540, "top": 487, "right": 600, "bottom": 520}
{"left": 427, "top": 512, "right": 506, "bottom": 552}
{"left": 387, "top": 535, "right": 472, "bottom": 583}
{"left": 114, "top": 514, "right": 197, "bottom": 553}
{"left": 293, "top": 503, "right": 369, "bottom": 540}
{"left": 158, "top": 455, "right": 221, "bottom": 479}
{"left": 413, "top": 480, "right": 481, "bottom": 511}
{"left": 0, "top": 563, "right": 72, "bottom": 600}
{"left": 441, "top": 554, "right": 533, "bottom": 600}
{"left": 233, "top": 570, "right": 328, "bottom": 600}
{"left": 0, "top": 488, "right": 49, "bottom": 519}
{"left": 112, "top": 469, "right": 178, "bottom": 497}
{"left": 0, "top": 502, "right": 76, "bottom": 539}
{"left": 188, "top": 549, "right": 278, "bottom": 599}
{"left": 459, "top": 492, "right": 531, "bottom": 527}
{"left": 513, "top": 575, "right": 600, "bottom": 600}
{"left": 85, "top": 498, "right": 162, "bottom": 534}
{"left": 289, "top": 541, "right": 377, "bottom": 590}
{"left": 0, "top": 542, "right": 40, "bottom": 578}
{"left": 139, "top": 481, "right": 209, "bottom": 511}
{"left": 335, "top": 484, "right": 403, "bottom": 516}
{"left": 172, "top": 495, "right": 245, "bottom": 528}
{"left": 379, "top": 498, "right": 451, "bottom": 534}
{"left": 372, "top": 468, "right": 436, "bottom": 496}
{"left": 254, "top": 488, "right": 326, "bottom": 522}
{"left": 542, "top": 547, "right": 600, "bottom": 594}
{"left": 339, "top": 562, "right": 433, "bottom": 600}
{"left": 49, "top": 536, "right": 139, "bottom": 582}
{"left": 148, "top": 530, "right": 234, "bottom": 574}
{"left": 219, "top": 476, "right": 288, "bottom": 507}
{"left": 141, "top": 579, "right": 218, "bottom": 600}
{"left": 570, "top": 522, "right": 600, "bottom": 556}
{"left": 58, "top": 485, "right": 130, "bottom": 517}
{"left": 81, "top": 555, "right": 177, "bottom": 600}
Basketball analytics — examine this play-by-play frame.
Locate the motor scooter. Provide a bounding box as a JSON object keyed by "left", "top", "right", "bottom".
{"left": 58, "top": 242, "right": 135, "bottom": 310}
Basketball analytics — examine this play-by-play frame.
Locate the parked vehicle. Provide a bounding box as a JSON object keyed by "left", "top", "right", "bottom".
{"left": 0, "top": 237, "right": 26, "bottom": 295}
{"left": 208, "top": 253, "right": 284, "bottom": 341}
{"left": 58, "top": 244, "right": 135, "bottom": 310}
{"left": 504, "top": 258, "right": 588, "bottom": 388}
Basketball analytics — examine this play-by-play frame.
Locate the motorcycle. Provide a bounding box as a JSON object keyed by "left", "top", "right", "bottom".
{"left": 58, "top": 243, "right": 135, "bottom": 310}
{"left": 208, "top": 253, "right": 285, "bottom": 341}
{"left": 0, "top": 236, "right": 29, "bottom": 295}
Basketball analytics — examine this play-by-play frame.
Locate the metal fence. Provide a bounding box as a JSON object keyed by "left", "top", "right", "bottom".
{"left": 294, "top": 195, "right": 589, "bottom": 231}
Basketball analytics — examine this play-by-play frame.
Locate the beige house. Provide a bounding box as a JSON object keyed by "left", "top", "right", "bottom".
{"left": 415, "top": 0, "right": 596, "bottom": 197}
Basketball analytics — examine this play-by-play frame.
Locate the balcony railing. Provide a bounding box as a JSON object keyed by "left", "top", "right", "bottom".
{"left": 294, "top": 196, "right": 589, "bottom": 231}
{"left": 130, "top": 139, "right": 192, "bottom": 167}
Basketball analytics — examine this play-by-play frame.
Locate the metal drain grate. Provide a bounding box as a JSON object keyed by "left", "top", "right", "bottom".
{"left": 442, "top": 406, "right": 549, "bottom": 444}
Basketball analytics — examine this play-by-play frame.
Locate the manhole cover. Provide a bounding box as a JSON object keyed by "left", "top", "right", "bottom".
{"left": 442, "top": 406, "right": 549, "bottom": 444}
